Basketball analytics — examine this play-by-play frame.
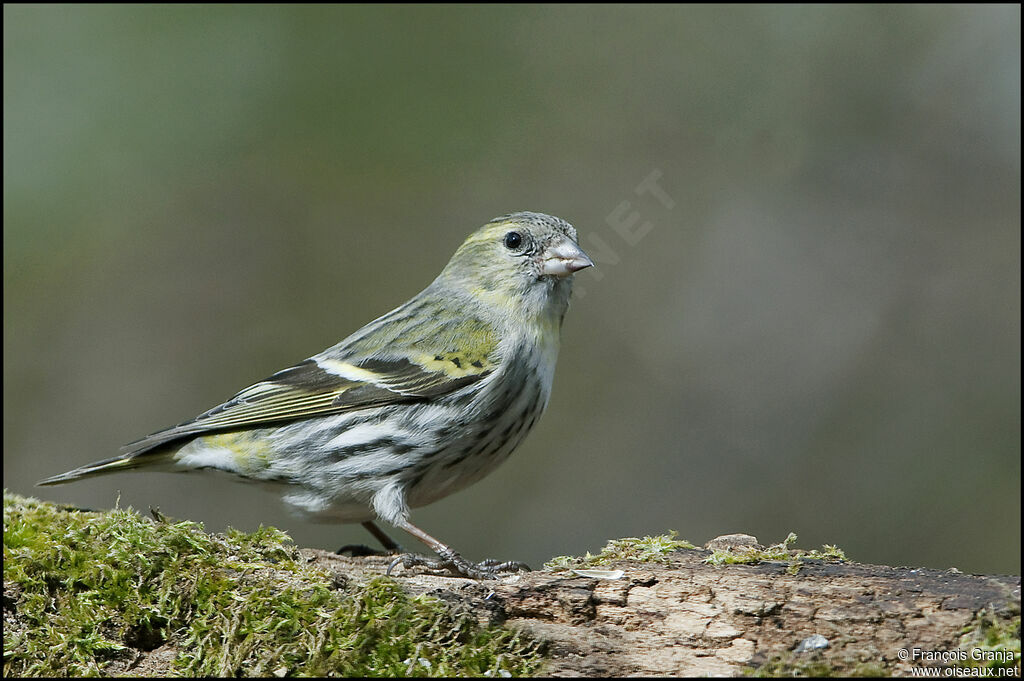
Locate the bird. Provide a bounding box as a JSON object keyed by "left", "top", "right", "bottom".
{"left": 38, "top": 211, "right": 593, "bottom": 579}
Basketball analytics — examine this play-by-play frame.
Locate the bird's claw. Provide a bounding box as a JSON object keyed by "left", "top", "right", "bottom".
{"left": 386, "top": 550, "right": 530, "bottom": 579}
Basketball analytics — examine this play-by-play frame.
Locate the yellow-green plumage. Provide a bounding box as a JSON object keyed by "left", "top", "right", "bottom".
{"left": 38, "top": 211, "right": 592, "bottom": 578}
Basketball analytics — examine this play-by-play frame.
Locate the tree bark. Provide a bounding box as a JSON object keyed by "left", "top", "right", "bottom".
{"left": 306, "top": 540, "right": 1021, "bottom": 677}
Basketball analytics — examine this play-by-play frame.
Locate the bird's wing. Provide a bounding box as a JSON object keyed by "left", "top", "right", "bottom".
{"left": 121, "top": 352, "right": 494, "bottom": 455}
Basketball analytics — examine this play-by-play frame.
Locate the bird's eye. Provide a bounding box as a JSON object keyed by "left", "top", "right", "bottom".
{"left": 503, "top": 231, "right": 523, "bottom": 250}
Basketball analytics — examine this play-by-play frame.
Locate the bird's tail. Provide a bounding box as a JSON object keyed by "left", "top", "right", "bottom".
{"left": 36, "top": 450, "right": 173, "bottom": 487}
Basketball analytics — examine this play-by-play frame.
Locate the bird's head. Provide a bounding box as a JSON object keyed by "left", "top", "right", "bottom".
{"left": 434, "top": 212, "right": 593, "bottom": 323}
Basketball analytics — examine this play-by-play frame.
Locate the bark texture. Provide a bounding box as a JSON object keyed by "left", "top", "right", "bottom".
{"left": 307, "top": 539, "right": 1021, "bottom": 677}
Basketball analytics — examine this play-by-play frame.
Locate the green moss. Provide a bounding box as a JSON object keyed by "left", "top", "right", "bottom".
{"left": 3, "top": 491, "right": 541, "bottom": 677}
{"left": 746, "top": 654, "right": 889, "bottom": 677}
{"left": 544, "top": 530, "right": 695, "bottom": 571}
{"left": 745, "top": 655, "right": 838, "bottom": 677}
{"left": 704, "top": 532, "right": 847, "bottom": 574}
{"left": 957, "top": 608, "right": 1021, "bottom": 673}
{"left": 851, "top": 662, "right": 890, "bottom": 677}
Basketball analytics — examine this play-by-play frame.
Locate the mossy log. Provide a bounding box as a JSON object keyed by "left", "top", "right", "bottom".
{"left": 314, "top": 535, "right": 1021, "bottom": 677}
{"left": 4, "top": 494, "right": 1020, "bottom": 677}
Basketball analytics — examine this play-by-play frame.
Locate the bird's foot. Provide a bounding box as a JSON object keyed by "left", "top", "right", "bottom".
{"left": 386, "top": 548, "right": 530, "bottom": 579}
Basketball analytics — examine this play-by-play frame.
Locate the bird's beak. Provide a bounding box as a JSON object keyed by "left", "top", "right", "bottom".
{"left": 540, "top": 238, "right": 594, "bottom": 277}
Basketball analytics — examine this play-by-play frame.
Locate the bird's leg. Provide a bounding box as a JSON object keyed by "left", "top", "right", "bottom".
{"left": 385, "top": 519, "right": 531, "bottom": 579}
{"left": 336, "top": 520, "right": 405, "bottom": 556}
{"left": 361, "top": 520, "right": 404, "bottom": 552}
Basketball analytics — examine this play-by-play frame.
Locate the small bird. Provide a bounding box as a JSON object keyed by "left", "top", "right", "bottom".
{"left": 38, "top": 211, "right": 592, "bottom": 579}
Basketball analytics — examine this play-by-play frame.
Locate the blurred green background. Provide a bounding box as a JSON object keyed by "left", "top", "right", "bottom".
{"left": 5, "top": 5, "right": 1020, "bottom": 575}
